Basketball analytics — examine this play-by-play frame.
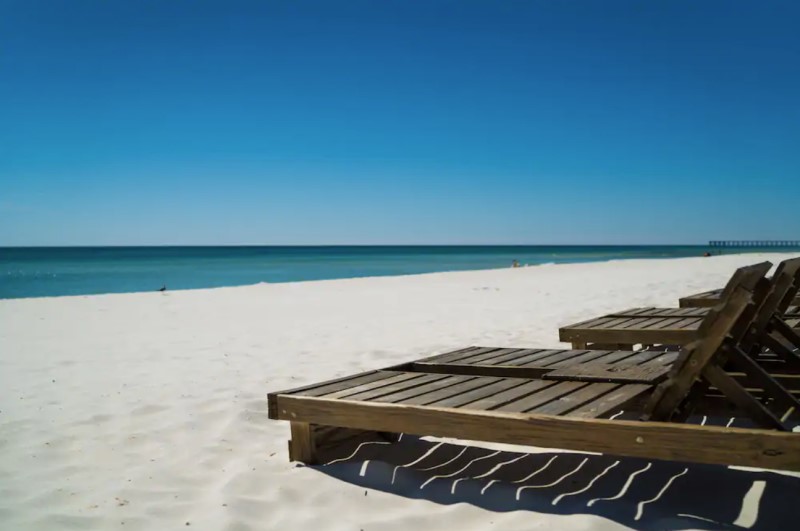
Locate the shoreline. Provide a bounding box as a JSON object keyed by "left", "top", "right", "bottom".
{"left": 3, "top": 250, "right": 798, "bottom": 302}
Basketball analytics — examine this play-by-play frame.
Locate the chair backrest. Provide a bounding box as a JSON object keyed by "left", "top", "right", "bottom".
{"left": 645, "top": 262, "right": 771, "bottom": 420}
{"left": 773, "top": 257, "right": 800, "bottom": 315}
{"left": 717, "top": 261, "right": 771, "bottom": 301}
{"left": 696, "top": 261, "right": 772, "bottom": 344}
{"left": 741, "top": 257, "right": 800, "bottom": 351}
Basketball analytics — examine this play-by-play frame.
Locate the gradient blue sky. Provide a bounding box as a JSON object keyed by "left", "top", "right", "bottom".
{"left": 2, "top": 0, "right": 799, "bottom": 245}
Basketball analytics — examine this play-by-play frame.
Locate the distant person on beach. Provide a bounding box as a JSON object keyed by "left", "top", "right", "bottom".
{"left": 512, "top": 260, "right": 520, "bottom": 268}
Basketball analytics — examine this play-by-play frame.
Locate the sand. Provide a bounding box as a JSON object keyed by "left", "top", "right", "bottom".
{"left": 1, "top": 252, "right": 799, "bottom": 531}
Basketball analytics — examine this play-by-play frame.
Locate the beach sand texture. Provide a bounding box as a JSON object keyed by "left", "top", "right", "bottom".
{"left": 2, "top": 253, "right": 799, "bottom": 531}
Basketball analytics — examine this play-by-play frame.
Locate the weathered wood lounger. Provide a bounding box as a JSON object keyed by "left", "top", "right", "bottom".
{"left": 680, "top": 257, "right": 800, "bottom": 308}
{"left": 268, "top": 265, "right": 800, "bottom": 472}
{"left": 559, "top": 313, "right": 800, "bottom": 350}
{"left": 559, "top": 259, "right": 800, "bottom": 356}
{"left": 681, "top": 288, "right": 800, "bottom": 308}
{"left": 607, "top": 305, "right": 799, "bottom": 319}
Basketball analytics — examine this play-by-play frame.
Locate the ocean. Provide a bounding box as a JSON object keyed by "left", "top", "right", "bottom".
{"left": 0, "top": 245, "right": 793, "bottom": 299}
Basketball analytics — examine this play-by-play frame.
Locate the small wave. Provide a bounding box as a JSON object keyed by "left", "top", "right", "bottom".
{"left": 2, "top": 270, "right": 58, "bottom": 278}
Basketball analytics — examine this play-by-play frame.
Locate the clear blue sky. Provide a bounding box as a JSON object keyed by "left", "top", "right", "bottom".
{"left": 1, "top": 0, "right": 798, "bottom": 246}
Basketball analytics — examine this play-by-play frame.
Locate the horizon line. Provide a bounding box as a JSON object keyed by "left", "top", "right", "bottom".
{"left": 0, "top": 242, "right": 748, "bottom": 249}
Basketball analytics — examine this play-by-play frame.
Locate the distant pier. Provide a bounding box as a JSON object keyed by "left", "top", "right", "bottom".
{"left": 709, "top": 240, "right": 800, "bottom": 248}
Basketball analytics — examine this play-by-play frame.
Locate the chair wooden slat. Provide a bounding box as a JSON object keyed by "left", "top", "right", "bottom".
{"left": 530, "top": 383, "right": 618, "bottom": 416}
{"left": 495, "top": 381, "right": 587, "bottom": 413}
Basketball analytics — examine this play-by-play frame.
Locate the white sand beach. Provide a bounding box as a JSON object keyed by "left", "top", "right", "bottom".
{"left": 1, "top": 253, "right": 799, "bottom": 531}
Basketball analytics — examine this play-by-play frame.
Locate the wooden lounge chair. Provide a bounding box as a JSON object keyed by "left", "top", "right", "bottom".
{"left": 680, "top": 265, "right": 800, "bottom": 309}
{"left": 681, "top": 288, "right": 800, "bottom": 308}
{"left": 559, "top": 259, "right": 800, "bottom": 355}
{"left": 268, "top": 265, "right": 800, "bottom": 472}
{"left": 606, "top": 305, "right": 799, "bottom": 320}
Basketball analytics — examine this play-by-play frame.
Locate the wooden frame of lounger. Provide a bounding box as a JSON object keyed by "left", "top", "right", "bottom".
{"left": 268, "top": 264, "right": 800, "bottom": 472}
{"left": 681, "top": 287, "right": 800, "bottom": 308}
{"left": 680, "top": 258, "right": 800, "bottom": 309}
{"left": 559, "top": 259, "right": 800, "bottom": 354}
{"left": 271, "top": 396, "right": 800, "bottom": 471}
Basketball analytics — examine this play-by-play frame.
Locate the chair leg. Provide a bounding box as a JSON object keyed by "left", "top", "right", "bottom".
{"left": 288, "top": 422, "right": 319, "bottom": 464}
{"left": 287, "top": 422, "right": 400, "bottom": 464}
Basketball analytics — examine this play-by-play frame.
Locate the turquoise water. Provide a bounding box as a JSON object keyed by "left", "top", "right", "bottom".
{"left": 0, "top": 245, "right": 795, "bottom": 299}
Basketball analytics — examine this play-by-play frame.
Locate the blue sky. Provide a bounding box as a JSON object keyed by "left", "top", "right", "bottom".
{"left": 1, "top": 0, "right": 799, "bottom": 245}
